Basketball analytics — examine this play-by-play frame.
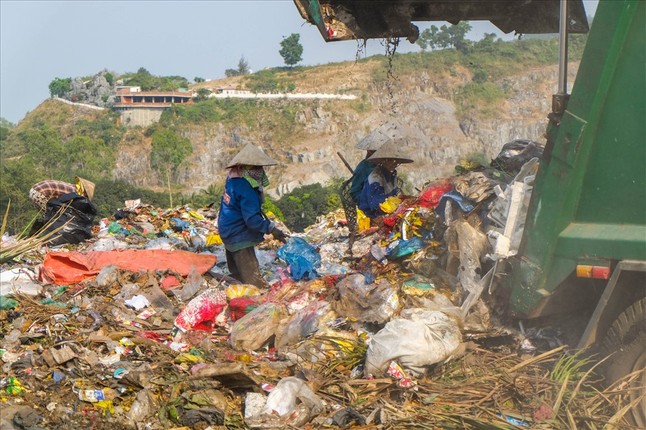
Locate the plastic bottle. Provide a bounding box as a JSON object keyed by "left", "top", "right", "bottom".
{"left": 77, "top": 387, "right": 117, "bottom": 403}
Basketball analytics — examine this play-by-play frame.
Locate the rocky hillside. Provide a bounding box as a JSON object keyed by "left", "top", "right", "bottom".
{"left": 7, "top": 42, "right": 581, "bottom": 200}
{"left": 135, "top": 60, "right": 575, "bottom": 198}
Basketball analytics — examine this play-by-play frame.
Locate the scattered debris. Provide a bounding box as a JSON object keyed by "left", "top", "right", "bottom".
{"left": 0, "top": 144, "right": 633, "bottom": 428}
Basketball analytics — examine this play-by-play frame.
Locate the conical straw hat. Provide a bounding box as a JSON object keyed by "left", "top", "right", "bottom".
{"left": 226, "top": 143, "right": 278, "bottom": 168}
{"left": 355, "top": 119, "right": 427, "bottom": 150}
{"left": 76, "top": 177, "right": 96, "bottom": 200}
{"left": 367, "top": 137, "right": 414, "bottom": 164}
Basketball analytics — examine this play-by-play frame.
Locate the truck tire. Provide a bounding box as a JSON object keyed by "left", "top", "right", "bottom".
{"left": 601, "top": 297, "right": 646, "bottom": 427}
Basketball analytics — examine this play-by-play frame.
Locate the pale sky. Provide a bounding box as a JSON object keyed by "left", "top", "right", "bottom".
{"left": 0, "top": 0, "right": 598, "bottom": 124}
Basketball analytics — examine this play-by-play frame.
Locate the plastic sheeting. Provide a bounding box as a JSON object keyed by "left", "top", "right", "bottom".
{"left": 40, "top": 250, "right": 217, "bottom": 285}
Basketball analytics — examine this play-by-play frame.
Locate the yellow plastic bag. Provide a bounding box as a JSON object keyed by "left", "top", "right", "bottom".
{"left": 225, "top": 284, "right": 262, "bottom": 299}
{"left": 206, "top": 233, "right": 223, "bottom": 246}
{"left": 188, "top": 210, "right": 205, "bottom": 220}
{"left": 357, "top": 209, "right": 370, "bottom": 232}
{"left": 379, "top": 196, "right": 401, "bottom": 214}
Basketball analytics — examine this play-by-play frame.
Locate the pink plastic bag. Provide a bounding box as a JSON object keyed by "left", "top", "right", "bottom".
{"left": 174, "top": 288, "right": 227, "bottom": 332}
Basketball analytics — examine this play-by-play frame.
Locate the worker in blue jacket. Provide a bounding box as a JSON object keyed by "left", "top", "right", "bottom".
{"left": 358, "top": 138, "right": 413, "bottom": 219}
{"left": 217, "top": 143, "right": 288, "bottom": 287}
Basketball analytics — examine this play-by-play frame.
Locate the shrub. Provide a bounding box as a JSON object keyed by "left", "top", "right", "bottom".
{"left": 275, "top": 182, "right": 341, "bottom": 232}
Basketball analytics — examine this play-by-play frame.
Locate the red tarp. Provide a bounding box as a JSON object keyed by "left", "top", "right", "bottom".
{"left": 40, "top": 250, "right": 217, "bottom": 285}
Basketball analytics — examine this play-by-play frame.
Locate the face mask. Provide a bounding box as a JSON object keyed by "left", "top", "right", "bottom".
{"left": 242, "top": 167, "right": 269, "bottom": 189}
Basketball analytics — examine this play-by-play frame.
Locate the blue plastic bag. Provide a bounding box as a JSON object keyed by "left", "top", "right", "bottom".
{"left": 277, "top": 237, "right": 320, "bottom": 281}
{"left": 434, "top": 190, "right": 475, "bottom": 215}
{"left": 387, "top": 236, "right": 425, "bottom": 259}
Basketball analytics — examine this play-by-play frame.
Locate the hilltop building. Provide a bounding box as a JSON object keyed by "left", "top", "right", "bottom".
{"left": 113, "top": 87, "right": 192, "bottom": 127}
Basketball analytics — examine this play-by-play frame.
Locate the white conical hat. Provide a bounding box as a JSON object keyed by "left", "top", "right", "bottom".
{"left": 355, "top": 119, "right": 427, "bottom": 150}
{"left": 367, "top": 137, "right": 414, "bottom": 164}
{"left": 226, "top": 143, "right": 278, "bottom": 168}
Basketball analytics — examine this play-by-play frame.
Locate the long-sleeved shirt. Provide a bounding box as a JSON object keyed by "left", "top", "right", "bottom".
{"left": 217, "top": 177, "right": 274, "bottom": 250}
{"left": 358, "top": 165, "right": 399, "bottom": 218}
{"left": 349, "top": 159, "right": 375, "bottom": 204}
{"left": 32, "top": 180, "right": 76, "bottom": 199}
{"left": 29, "top": 180, "right": 77, "bottom": 210}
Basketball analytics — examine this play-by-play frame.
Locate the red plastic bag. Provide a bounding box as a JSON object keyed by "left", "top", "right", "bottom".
{"left": 418, "top": 180, "right": 453, "bottom": 209}
{"left": 228, "top": 297, "right": 259, "bottom": 322}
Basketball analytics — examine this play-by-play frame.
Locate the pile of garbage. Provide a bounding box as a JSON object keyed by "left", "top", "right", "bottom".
{"left": 0, "top": 141, "right": 622, "bottom": 429}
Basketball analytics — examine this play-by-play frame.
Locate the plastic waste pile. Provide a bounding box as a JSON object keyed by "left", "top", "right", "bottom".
{"left": 1, "top": 141, "right": 571, "bottom": 429}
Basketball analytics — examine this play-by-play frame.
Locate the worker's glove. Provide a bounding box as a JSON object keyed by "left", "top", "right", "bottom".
{"left": 271, "top": 227, "right": 288, "bottom": 243}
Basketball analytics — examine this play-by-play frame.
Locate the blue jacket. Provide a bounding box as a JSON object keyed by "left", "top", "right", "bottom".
{"left": 358, "top": 166, "right": 399, "bottom": 218}
{"left": 349, "top": 159, "right": 375, "bottom": 204}
{"left": 217, "top": 177, "right": 273, "bottom": 245}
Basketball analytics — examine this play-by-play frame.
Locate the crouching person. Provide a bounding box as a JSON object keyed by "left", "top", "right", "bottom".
{"left": 28, "top": 177, "right": 98, "bottom": 245}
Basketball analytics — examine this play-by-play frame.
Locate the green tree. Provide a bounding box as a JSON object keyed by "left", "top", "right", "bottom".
{"left": 195, "top": 88, "right": 212, "bottom": 102}
{"left": 48, "top": 77, "right": 72, "bottom": 98}
{"left": 447, "top": 21, "right": 472, "bottom": 53}
{"left": 279, "top": 33, "right": 303, "bottom": 67}
{"left": 150, "top": 128, "right": 193, "bottom": 184}
{"left": 194, "top": 77, "right": 205, "bottom": 83}
{"left": 237, "top": 56, "right": 250, "bottom": 75}
{"left": 64, "top": 135, "right": 115, "bottom": 178}
{"left": 124, "top": 67, "right": 156, "bottom": 90}
{"left": 416, "top": 25, "right": 439, "bottom": 51}
{"left": 0, "top": 117, "right": 15, "bottom": 128}
{"left": 225, "top": 56, "right": 251, "bottom": 77}
{"left": 416, "top": 22, "right": 472, "bottom": 53}
{"left": 104, "top": 72, "right": 115, "bottom": 85}
{"left": 159, "top": 75, "right": 190, "bottom": 91}
{"left": 475, "top": 32, "right": 499, "bottom": 52}
{"left": 0, "top": 158, "right": 39, "bottom": 233}
{"left": 0, "top": 127, "right": 9, "bottom": 144}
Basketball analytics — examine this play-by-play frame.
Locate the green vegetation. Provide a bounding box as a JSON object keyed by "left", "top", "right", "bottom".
{"left": 0, "top": 117, "right": 15, "bottom": 128}
{"left": 150, "top": 127, "right": 193, "bottom": 184}
{"left": 104, "top": 72, "right": 115, "bottom": 85}
{"left": 279, "top": 33, "right": 304, "bottom": 67}
{"left": 121, "top": 67, "right": 190, "bottom": 91}
{"left": 48, "top": 77, "right": 72, "bottom": 97}
{"left": 0, "top": 108, "right": 124, "bottom": 232}
{"left": 91, "top": 179, "right": 177, "bottom": 219}
{"left": 416, "top": 22, "right": 472, "bottom": 53}
{"left": 2, "top": 32, "right": 590, "bottom": 235}
{"left": 373, "top": 34, "right": 587, "bottom": 118}
{"left": 275, "top": 181, "right": 342, "bottom": 232}
{"left": 455, "top": 82, "right": 507, "bottom": 118}
{"left": 194, "top": 88, "right": 212, "bottom": 102}
{"left": 244, "top": 69, "right": 297, "bottom": 93}
{"left": 168, "top": 98, "right": 301, "bottom": 144}
{"left": 225, "top": 56, "right": 251, "bottom": 77}
{"left": 351, "top": 94, "right": 372, "bottom": 113}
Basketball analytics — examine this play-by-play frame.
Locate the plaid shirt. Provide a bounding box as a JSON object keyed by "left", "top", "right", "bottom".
{"left": 32, "top": 180, "right": 76, "bottom": 200}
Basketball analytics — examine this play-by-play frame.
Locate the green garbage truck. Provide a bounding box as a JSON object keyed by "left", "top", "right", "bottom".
{"left": 293, "top": 0, "right": 645, "bottom": 424}
{"left": 508, "top": 1, "right": 645, "bottom": 425}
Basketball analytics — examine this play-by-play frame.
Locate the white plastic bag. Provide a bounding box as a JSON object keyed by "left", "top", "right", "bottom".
{"left": 229, "top": 302, "right": 286, "bottom": 351}
{"left": 264, "top": 377, "right": 323, "bottom": 417}
{"left": 365, "top": 310, "right": 462, "bottom": 376}
{"left": 333, "top": 273, "right": 399, "bottom": 323}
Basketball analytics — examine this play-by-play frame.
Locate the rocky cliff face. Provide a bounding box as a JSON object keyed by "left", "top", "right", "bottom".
{"left": 112, "top": 62, "right": 578, "bottom": 198}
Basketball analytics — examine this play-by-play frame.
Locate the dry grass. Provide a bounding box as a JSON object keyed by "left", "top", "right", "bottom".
{"left": 303, "top": 344, "right": 636, "bottom": 429}
{"left": 0, "top": 201, "right": 66, "bottom": 263}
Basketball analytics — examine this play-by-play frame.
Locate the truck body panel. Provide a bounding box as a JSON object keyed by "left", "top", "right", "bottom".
{"left": 509, "top": 0, "right": 646, "bottom": 317}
